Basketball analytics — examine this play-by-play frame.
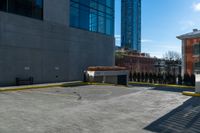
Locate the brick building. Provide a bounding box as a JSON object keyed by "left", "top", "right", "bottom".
{"left": 115, "top": 50, "right": 156, "bottom": 73}
{"left": 115, "top": 49, "right": 181, "bottom": 76}
{"left": 177, "top": 29, "right": 200, "bottom": 75}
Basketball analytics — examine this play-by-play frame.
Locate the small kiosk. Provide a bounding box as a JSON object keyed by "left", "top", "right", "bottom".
{"left": 86, "top": 66, "right": 129, "bottom": 86}
{"left": 195, "top": 70, "right": 200, "bottom": 93}
{"left": 182, "top": 70, "right": 200, "bottom": 96}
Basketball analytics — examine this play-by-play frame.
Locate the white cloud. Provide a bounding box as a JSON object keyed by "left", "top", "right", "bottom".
{"left": 141, "top": 39, "right": 153, "bottom": 43}
{"left": 147, "top": 52, "right": 164, "bottom": 58}
{"left": 193, "top": 2, "right": 200, "bottom": 11}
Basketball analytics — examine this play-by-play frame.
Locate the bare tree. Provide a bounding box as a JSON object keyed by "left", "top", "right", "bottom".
{"left": 163, "top": 51, "right": 181, "bottom": 61}
{"left": 163, "top": 51, "right": 182, "bottom": 76}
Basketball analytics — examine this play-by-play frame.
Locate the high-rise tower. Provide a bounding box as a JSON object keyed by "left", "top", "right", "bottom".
{"left": 121, "top": 0, "right": 141, "bottom": 52}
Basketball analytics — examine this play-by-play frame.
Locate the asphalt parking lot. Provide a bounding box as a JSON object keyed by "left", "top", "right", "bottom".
{"left": 0, "top": 85, "right": 198, "bottom": 133}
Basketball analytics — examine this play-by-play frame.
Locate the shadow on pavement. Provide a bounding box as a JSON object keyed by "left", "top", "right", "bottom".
{"left": 129, "top": 83, "right": 155, "bottom": 87}
{"left": 144, "top": 97, "right": 200, "bottom": 133}
{"left": 130, "top": 83, "right": 194, "bottom": 93}
{"left": 150, "top": 86, "right": 194, "bottom": 93}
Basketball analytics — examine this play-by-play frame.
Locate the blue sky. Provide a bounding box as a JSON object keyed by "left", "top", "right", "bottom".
{"left": 115, "top": 0, "right": 200, "bottom": 58}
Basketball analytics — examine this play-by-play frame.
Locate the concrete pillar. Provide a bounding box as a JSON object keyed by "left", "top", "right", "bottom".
{"left": 182, "top": 40, "right": 186, "bottom": 77}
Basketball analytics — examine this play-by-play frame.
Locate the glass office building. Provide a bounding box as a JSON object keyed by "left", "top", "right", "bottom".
{"left": 70, "top": 0, "right": 114, "bottom": 36}
{"left": 121, "top": 0, "right": 141, "bottom": 52}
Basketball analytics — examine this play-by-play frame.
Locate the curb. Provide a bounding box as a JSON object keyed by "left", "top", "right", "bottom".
{"left": 0, "top": 84, "right": 60, "bottom": 92}
{"left": 182, "top": 91, "right": 200, "bottom": 97}
{"left": 61, "top": 82, "right": 114, "bottom": 87}
{"left": 129, "top": 82, "right": 195, "bottom": 89}
{"left": 0, "top": 81, "right": 83, "bottom": 92}
{"left": 0, "top": 82, "right": 122, "bottom": 92}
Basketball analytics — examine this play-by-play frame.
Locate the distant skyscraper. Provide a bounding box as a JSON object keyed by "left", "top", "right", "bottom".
{"left": 121, "top": 0, "right": 141, "bottom": 52}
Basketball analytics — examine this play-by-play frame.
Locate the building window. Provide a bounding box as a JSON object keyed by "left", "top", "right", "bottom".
{"left": 0, "top": 0, "right": 43, "bottom": 20}
{"left": 194, "top": 62, "right": 200, "bottom": 71}
{"left": 70, "top": 0, "right": 114, "bottom": 36}
{"left": 0, "top": 0, "right": 7, "bottom": 11}
{"left": 193, "top": 43, "right": 200, "bottom": 56}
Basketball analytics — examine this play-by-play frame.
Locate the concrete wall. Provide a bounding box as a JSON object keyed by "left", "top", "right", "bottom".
{"left": 92, "top": 76, "right": 118, "bottom": 84}
{"left": 44, "top": 0, "right": 69, "bottom": 26}
{"left": 0, "top": 0, "right": 114, "bottom": 85}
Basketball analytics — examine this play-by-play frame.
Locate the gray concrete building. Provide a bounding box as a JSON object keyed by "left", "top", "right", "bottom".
{"left": 0, "top": 0, "right": 115, "bottom": 86}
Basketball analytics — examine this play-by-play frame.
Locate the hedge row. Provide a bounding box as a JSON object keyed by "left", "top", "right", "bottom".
{"left": 129, "top": 72, "right": 195, "bottom": 86}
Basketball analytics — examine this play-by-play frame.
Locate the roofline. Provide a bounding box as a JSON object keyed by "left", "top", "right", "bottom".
{"left": 177, "top": 32, "right": 200, "bottom": 40}
{"left": 177, "top": 35, "right": 200, "bottom": 40}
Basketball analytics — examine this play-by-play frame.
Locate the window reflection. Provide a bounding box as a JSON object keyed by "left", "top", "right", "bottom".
{"left": 0, "top": 0, "right": 43, "bottom": 20}
{"left": 70, "top": 0, "right": 114, "bottom": 36}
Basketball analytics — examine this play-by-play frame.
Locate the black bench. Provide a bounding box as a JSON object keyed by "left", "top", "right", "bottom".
{"left": 16, "top": 77, "right": 34, "bottom": 86}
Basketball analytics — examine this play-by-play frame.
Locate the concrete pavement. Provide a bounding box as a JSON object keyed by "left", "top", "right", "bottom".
{"left": 0, "top": 85, "right": 193, "bottom": 133}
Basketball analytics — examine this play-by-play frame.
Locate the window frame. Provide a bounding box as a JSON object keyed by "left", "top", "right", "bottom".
{"left": 193, "top": 43, "right": 200, "bottom": 56}
{"left": 70, "top": 0, "right": 114, "bottom": 36}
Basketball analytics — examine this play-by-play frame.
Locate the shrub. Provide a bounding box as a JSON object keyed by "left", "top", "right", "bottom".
{"left": 145, "top": 72, "right": 149, "bottom": 82}
{"left": 178, "top": 74, "right": 182, "bottom": 85}
{"left": 153, "top": 73, "right": 157, "bottom": 83}
{"left": 137, "top": 72, "right": 141, "bottom": 82}
{"left": 141, "top": 72, "right": 144, "bottom": 82}
{"left": 162, "top": 73, "right": 166, "bottom": 84}
{"left": 129, "top": 71, "right": 133, "bottom": 81}
{"left": 149, "top": 73, "right": 153, "bottom": 83}
{"left": 191, "top": 74, "right": 195, "bottom": 86}
{"left": 133, "top": 72, "right": 137, "bottom": 82}
{"left": 157, "top": 73, "right": 161, "bottom": 83}
{"left": 172, "top": 75, "right": 176, "bottom": 84}
{"left": 183, "top": 73, "right": 190, "bottom": 86}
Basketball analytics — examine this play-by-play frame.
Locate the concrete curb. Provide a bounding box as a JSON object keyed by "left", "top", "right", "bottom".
{"left": 182, "top": 91, "right": 200, "bottom": 97}
{"left": 0, "top": 81, "right": 83, "bottom": 92}
{"left": 0, "top": 82, "right": 122, "bottom": 92}
{"left": 129, "top": 82, "right": 195, "bottom": 89}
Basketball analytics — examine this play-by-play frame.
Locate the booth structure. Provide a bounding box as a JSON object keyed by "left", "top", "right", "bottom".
{"left": 182, "top": 71, "right": 200, "bottom": 97}
{"left": 195, "top": 72, "right": 200, "bottom": 93}
{"left": 86, "top": 66, "right": 129, "bottom": 86}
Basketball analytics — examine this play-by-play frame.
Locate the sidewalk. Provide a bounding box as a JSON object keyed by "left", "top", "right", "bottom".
{"left": 0, "top": 81, "right": 82, "bottom": 92}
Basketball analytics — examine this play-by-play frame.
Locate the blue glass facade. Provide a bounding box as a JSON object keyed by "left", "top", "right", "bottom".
{"left": 121, "top": 0, "right": 141, "bottom": 52}
{"left": 70, "top": 0, "right": 114, "bottom": 36}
